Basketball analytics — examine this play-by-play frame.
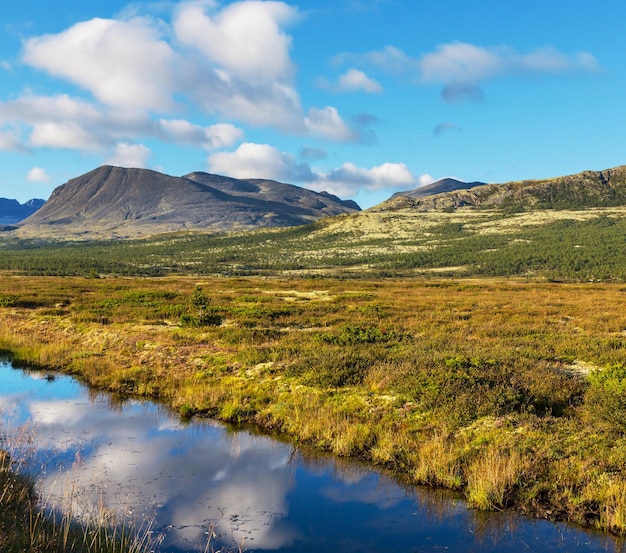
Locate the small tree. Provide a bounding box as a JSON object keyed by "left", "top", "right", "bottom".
{"left": 180, "top": 285, "right": 222, "bottom": 327}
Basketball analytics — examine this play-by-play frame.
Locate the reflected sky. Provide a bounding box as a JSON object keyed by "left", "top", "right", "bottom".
{"left": 1, "top": 360, "right": 624, "bottom": 553}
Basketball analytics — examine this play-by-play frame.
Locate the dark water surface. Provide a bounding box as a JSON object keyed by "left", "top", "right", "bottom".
{"left": 0, "top": 360, "right": 623, "bottom": 552}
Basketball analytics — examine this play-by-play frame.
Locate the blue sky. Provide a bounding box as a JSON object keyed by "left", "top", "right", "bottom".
{"left": 1, "top": 0, "right": 624, "bottom": 208}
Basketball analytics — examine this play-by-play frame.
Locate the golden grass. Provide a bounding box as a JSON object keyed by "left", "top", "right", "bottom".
{"left": 466, "top": 446, "right": 529, "bottom": 510}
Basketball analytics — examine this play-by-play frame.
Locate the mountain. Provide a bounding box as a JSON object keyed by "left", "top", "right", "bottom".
{"left": 390, "top": 178, "right": 485, "bottom": 200}
{"left": 374, "top": 166, "right": 626, "bottom": 212}
{"left": 0, "top": 198, "right": 46, "bottom": 226}
{"left": 16, "top": 166, "right": 360, "bottom": 239}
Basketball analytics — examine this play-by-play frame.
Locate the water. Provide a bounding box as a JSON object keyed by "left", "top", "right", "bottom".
{"left": 0, "top": 359, "right": 623, "bottom": 552}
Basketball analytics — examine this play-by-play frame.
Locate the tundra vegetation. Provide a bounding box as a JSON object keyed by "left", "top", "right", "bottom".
{"left": 1, "top": 206, "right": 626, "bottom": 281}
{"left": 1, "top": 275, "right": 626, "bottom": 539}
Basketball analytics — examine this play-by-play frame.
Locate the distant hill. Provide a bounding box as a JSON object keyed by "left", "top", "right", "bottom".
{"left": 16, "top": 166, "right": 360, "bottom": 239}
{"left": 374, "top": 166, "right": 626, "bottom": 212}
{"left": 0, "top": 198, "right": 45, "bottom": 226}
{"left": 390, "top": 178, "right": 485, "bottom": 200}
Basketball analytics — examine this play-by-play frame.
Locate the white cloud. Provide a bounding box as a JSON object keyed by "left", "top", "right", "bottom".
{"left": 172, "top": 1, "right": 310, "bottom": 131}
{"left": 337, "top": 69, "right": 382, "bottom": 93}
{"left": 0, "top": 94, "right": 246, "bottom": 153}
{"left": 304, "top": 106, "right": 356, "bottom": 142}
{"left": 27, "top": 167, "right": 51, "bottom": 183}
{"left": 208, "top": 142, "right": 315, "bottom": 182}
{"left": 22, "top": 17, "right": 177, "bottom": 111}
{"left": 174, "top": 1, "right": 298, "bottom": 83}
{"left": 208, "top": 142, "right": 421, "bottom": 198}
{"left": 420, "top": 42, "right": 504, "bottom": 85}
{"left": 105, "top": 142, "right": 151, "bottom": 168}
{"left": 30, "top": 122, "right": 102, "bottom": 150}
{"left": 336, "top": 42, "right": 600, "bottom": 103}
{"left": 318, "top": 69, "right": 382, "bottom": 94}
{"left": 0, "top": 94, "right": 102, "bottom": 126}
{"left": 6, "top": 2, "right": 357, "bottom": 162}
{"left": 319, "top": 161, "right": 418, "bottom": 197}
{"left": 158, "top": 119, "right": 244, "bottom": 150}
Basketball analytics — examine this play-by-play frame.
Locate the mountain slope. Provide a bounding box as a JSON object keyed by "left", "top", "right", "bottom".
{"left": 375, "top": 166, "right": 626, "bottom": 212}
{"left": 16, "top": 166, "right": 359, "bottom": 239}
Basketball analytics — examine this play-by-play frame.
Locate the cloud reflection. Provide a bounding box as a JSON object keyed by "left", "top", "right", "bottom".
{"left": 23, "top": 396, "right": 298, "bottom": 550}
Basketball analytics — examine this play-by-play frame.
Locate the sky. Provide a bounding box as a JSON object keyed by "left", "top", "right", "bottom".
{"left": 1, "top": 0, "right": 625, "bottom": 208}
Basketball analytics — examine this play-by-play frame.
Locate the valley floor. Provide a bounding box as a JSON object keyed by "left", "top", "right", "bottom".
{"left": 1, "top": 275, "right": 626, "bottom": 534}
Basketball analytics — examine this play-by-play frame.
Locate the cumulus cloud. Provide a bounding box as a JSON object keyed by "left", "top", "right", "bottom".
{"left": 158, "top": 119, "right": 244, "bottom": 150}
{"left": 30, "top": 122, "right": 103, "bottom": 150}
{"left": 174, "top": 1, "right": 298, "bottom": 83}
{"left": 7, "top": 1, "right": 357, "bottom": 160}
{"left": 318, "top": 69, "right": 382, "bottom": 94}
{"left": 304, "top": 106, "right": 357, "bottom": 142}
{"left": 0, "top": 93, "right": 247, "bottom": 154}
{"left": 0, "top": 94, "right": 102, "bottom": 126}
{"left": 172, "top": 1, "right": 310, "bottom": 131}
{"left": 208, "top": 142, "right": 315, "bottom": 183}
{"left": 208, "top": 142, "right": 421, "bottom": 198}
{"left": 318, "top": 161, "right": 418, "bottom": 197}
{"left": 27, "top": 167, "right": 51, "bottom": 183}
{"left": 105, "top": 142, "right": 151, "bottom": 168}
{"left": 23, "top": 17, "right": 177, "bottom": 111}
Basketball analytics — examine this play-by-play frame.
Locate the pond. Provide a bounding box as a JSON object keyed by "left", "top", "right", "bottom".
{"left": 0, "top": 359, "right": 623, "bottom": 552}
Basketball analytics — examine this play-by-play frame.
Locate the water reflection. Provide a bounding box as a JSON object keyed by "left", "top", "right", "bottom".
{"left": 1, "top": 361, "right": 624, "bottom": 553}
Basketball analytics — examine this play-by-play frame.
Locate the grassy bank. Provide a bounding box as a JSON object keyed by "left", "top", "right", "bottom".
{"left": 1, "top": 275, "right": 626, "bottom": 534}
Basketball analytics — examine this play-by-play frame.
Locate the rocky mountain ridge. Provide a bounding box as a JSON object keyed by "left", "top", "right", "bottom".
{"left": 373, "top": 166, "right": 626, "bottom": 212}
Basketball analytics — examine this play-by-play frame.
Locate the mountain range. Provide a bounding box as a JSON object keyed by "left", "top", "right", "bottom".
{"left": 0, "top": 198, "right": 46, "bottom": 226}
{"left": 15, "top": 166, "right": 360, "bottom": 239}
{"left": 9, "top": 164, "right": 626, "bottom": 240}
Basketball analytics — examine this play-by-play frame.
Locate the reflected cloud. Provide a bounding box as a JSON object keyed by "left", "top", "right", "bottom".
{"left": 18, "top": 388, "right": 299, "bottom": 550}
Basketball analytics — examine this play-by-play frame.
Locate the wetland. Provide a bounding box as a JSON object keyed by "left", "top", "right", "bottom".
{"left": 1, "top": 275, "right": 626, "bottom": 549}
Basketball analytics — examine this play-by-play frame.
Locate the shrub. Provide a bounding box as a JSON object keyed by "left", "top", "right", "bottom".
{"left": 585, "top": 364, "right": 626, "bottom": 432}
{"left": 288, "top": 347, "right": 374, "bottom": 388}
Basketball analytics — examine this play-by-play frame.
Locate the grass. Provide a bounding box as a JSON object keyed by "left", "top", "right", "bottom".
{"left": 1, "top": 275, "right": 626, "bottom": 535}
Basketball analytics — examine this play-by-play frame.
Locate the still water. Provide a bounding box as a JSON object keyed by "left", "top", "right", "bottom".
{"left": 0, "top": 359, "right": 623, "bottom": 552}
